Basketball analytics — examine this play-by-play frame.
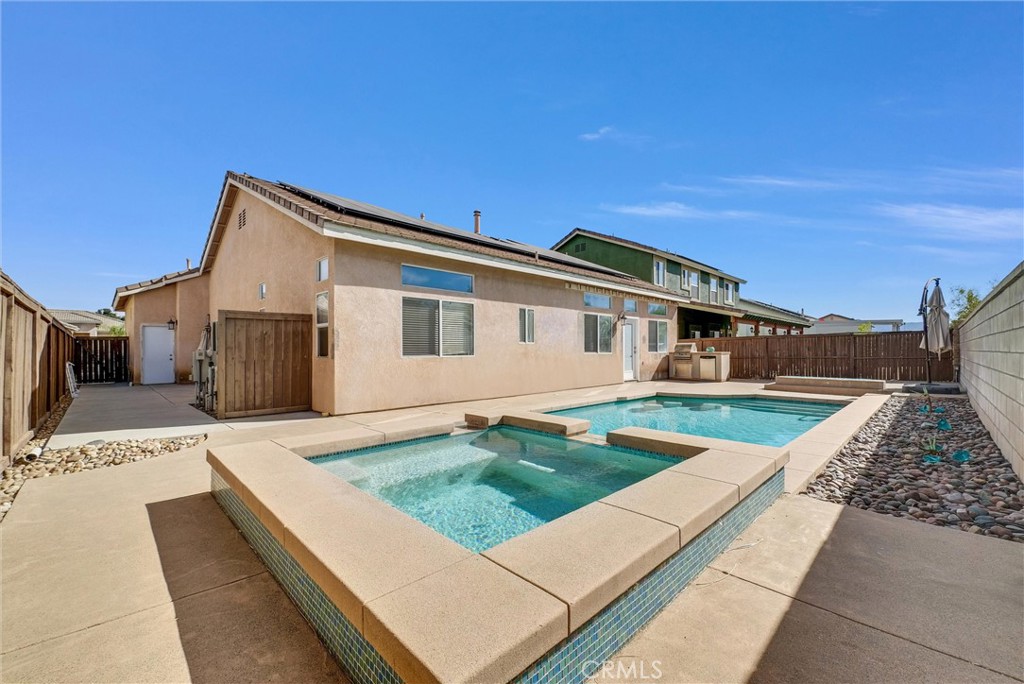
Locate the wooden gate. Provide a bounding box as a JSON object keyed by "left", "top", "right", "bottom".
{"left": 74, "top": 337, "right": 130, "bottom": 383}
{"left": 216, "top": 310, "right": 312, "bottom": 419}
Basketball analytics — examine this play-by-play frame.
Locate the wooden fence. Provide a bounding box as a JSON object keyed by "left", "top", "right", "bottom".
{"left": 679, "top": 330, "right": 957, "bottom": 381}
{"left": 1, "top": 272, "right": 76, "bottom": 464}
{"left": 74, "top": 336, "right": 130, "bottom": 383}
{"left": 216, "top": 310, "right": 312, "bottom": 419}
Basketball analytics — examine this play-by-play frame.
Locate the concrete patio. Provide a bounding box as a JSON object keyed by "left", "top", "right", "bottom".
{"left": 3, "top": 381, "right": 1022, "bottom": 683}
{"left": 48, "top": 383, "right": 323, "bottom": 448}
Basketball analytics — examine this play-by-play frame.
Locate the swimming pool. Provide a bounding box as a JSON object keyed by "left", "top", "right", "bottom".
{"left": 550, "top": 396, "right": 841, "bottom": 446}
{"left": 312, "top": 427, "right": 677, "bottom": 552}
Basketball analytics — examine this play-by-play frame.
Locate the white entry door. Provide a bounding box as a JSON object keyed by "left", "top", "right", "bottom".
{"left": 141, "top": 325, "right": 175, "bottom": 384}
{"left": 622, "top": 319, "right": 637, "bottom": 381}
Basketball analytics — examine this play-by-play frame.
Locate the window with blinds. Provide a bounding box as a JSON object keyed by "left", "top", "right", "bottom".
{"left": 519, "top": 308, "right": 535, "bottom": 344}
{"left": 402, "top": 298, "right": 440, "bottom": 356}
{"left": 402, "top": 297, "right": 473, "bottom": 356}
{"left": 584, "top": 313, "right": 612, "bottom": 353}
{"left": 648, "top": 320, "right": 668, "bottom": 352}
{"left": 441, "top": 301, "right": 474, "bottom": 356}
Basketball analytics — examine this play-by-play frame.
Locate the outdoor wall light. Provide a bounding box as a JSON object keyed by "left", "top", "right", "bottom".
{"left": 167, "top": 318, "right": 177, "bottom": 331}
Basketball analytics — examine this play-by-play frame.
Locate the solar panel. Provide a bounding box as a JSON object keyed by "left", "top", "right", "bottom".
{"left": 278, "top": 182, "right": 635, "bottom": 280}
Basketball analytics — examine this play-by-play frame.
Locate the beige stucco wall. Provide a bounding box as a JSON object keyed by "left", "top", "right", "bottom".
{"left": 958, "top": 262, "right": 1024, "bottom": 477}
{"left": 174, "top": 274, "right": 210, "bottom": 382}
{"left": 332, "top": 241, "right": 677, "bottom": 414}
{"left": 208, "top": 189, "right": 336, "bottom": 412}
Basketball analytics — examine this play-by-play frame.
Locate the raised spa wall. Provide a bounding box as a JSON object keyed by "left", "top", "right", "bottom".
{"left": 207, "top": 408, "right": 793, "bottom": 684}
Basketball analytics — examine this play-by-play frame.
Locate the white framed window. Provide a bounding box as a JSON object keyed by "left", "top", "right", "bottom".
{"left": 648, "top": 320, "right": 668, "bottom": 352}
{"left": 519, "top": 308, "right": 535, "bottom": 344}
{"left": 583, "top": 292, "right": 611, "bottom": 309}
{"left": 401, "top": 264, "right": 474, "bottom": 293}
{"left": 257, "top": 282, "right": 266, "bottom": 300}
{"left": 710, "top": 277, "right": 719, "bottom": 303}
{"left": 315, "top": 291, "right": 329, "bottom": 357}
{"left": 584, "top": 313, "right": 613, "bottom": 354}
{"left": 402, "top": 297, "right": 474, "bottom": 357}
{"left": 623, "top": 299, "right": 637, "bottom": 313}
{"left": 653, "top": 259, "right": 666, "bottom": 287}
{"left": 316, "top": 257, "right": 329, "bottom": 282}
{"left": 648, "top": 303, "right": 668, "bottom": 316}
{"left": 689, "top": 271, "right": 700, "bottom": 299}
{"left": 724, "top": 281, "right": 734, "bottom": 304}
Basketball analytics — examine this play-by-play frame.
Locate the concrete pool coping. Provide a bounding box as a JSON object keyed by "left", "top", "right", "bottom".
{"left": 464, "top": 390, "right": 886, "bottom": 496}
{"left": 206, "top": 423, "right": 789, "bottom": 683}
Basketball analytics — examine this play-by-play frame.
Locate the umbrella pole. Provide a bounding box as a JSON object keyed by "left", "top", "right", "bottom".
{"left": 919, "top": 281, "right": 932, "bottom": 386}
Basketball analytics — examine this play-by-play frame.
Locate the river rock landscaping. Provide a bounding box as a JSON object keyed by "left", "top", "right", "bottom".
{"left": 1, "top": 396, "right": 204, "bottom": 523}
{"left": 805, "top": 395, "right": 1023, "bottom": 542}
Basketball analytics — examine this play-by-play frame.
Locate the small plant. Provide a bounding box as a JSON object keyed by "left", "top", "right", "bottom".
{"left": 921, "top": 436, "right": 944, "bottom": 455}
{"left": 922, "top": 387, "right": 934, "bottom": 414}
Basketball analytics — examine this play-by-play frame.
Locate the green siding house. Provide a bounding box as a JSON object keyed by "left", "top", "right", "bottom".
{"left": 552, "top": 229, "right": 745, "bottom": 338}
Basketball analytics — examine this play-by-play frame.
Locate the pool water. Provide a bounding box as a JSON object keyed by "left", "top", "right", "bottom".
{"left": 551, "top": 397, "right": 841, "bottom": 446}
{"left": 312, "top": 427, "right": 677, "bottom": 552}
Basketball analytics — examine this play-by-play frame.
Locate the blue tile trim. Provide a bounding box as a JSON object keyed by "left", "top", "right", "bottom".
{"left": 213, "top": 467, "right": 782, "bottom": 684}
{"left": 211, "top": 471, "right": 404, "bottom": 684}
{"left": 511, "top": 469, "right": 785, "bottom": 684}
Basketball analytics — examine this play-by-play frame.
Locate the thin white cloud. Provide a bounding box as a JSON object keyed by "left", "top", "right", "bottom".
{"left": 657, "top": 182, "right": 729, "bottom": 196}
{"left": 902, "top": 244, "right": 1001, "bottom": 265}
{"left": 719, "top": 175, "right": 852, "bottom": 190}
{"left": 601, "top": 201, "right": 762, "bottom": 221}
{"left": 918, "top": 167, "right": 1024, "bottom": 195}
{"left": 670, "top": 166, "right": 1023, "bottom": 197}
{"left": 578, "top": 125, "right": 652, "bottom": 148}
{"left": 579, "top": 126, "right": 615, "bottom": 142}
{"left": 875, "top": 203, "right": 1023, "bottom": 242}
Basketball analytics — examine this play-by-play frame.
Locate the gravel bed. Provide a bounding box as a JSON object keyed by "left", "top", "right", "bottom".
{"left": 804, "top": 395, "right": 1023, "bottom": 542}
{"left": 1, "top": 396, "right": 204, "bottom": 523}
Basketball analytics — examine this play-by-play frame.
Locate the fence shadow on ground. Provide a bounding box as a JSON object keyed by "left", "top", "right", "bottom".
{"left": 747, "top": 503, "right": 1024, "bottom": 683}
{"left": 146, "top": 493, "right": 348, "bottom": 684}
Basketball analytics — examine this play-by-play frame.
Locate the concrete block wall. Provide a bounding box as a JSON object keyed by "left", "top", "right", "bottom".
{"left": 958, "top": 262, "right": 1024, "bottom": 477}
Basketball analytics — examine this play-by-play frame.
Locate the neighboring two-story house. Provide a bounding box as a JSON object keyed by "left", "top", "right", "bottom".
{"left": 551, "top": 229, "right": 744, "bottom": 338}
{"left": 551, "top": 229, "right": 811, "bottom": 338}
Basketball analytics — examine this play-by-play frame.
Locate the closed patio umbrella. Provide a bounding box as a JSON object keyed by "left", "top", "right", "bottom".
{"left": 918, "top": 278, "right": 952, "bottom": 384}
{"left": 921, "top": 282, "right": 952, "bottom": 357}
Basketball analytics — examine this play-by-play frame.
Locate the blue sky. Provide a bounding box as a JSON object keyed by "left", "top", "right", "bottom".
{"left": 3, "top": 2, "right": 1021, "bottom": 320}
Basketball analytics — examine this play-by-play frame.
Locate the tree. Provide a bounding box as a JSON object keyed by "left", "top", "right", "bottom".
{"left": 856, "top": 321, "right": 873, "bottom": 333}
{"left": 950, "top": 286, "right": 982, "bottom": 327}
{"left": 107, "top": 324, "right": 126, "bottom": 336}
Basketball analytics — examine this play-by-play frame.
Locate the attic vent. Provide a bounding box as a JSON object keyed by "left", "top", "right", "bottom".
{"left": 238, "top": 208, "right": 247, "bottom": 229}
{"left": 574, "top": 242, "right": 587, "bottom": 253}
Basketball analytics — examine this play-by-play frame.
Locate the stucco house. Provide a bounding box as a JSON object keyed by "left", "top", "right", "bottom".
{"left": 806, "top": 313, "right": 905, "bottom": 334}
{"left": 114, "top": 172, "right": 693, "bottom": 417}
{"left": 551, "top": 229, "right": 809, "bottom": 338}
{"left": 49, "top": 310, "right": 125, "bottom": 337}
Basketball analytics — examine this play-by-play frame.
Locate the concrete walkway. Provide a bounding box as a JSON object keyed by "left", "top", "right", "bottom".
{"left": 5, "top": 381, "right": 1021, "bottom": 683}
{"left": 48, "top": 384, "right": 322, "bottom": 448}
{"left": 599, "top": 494, "right": 1023, "bottom": 683}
